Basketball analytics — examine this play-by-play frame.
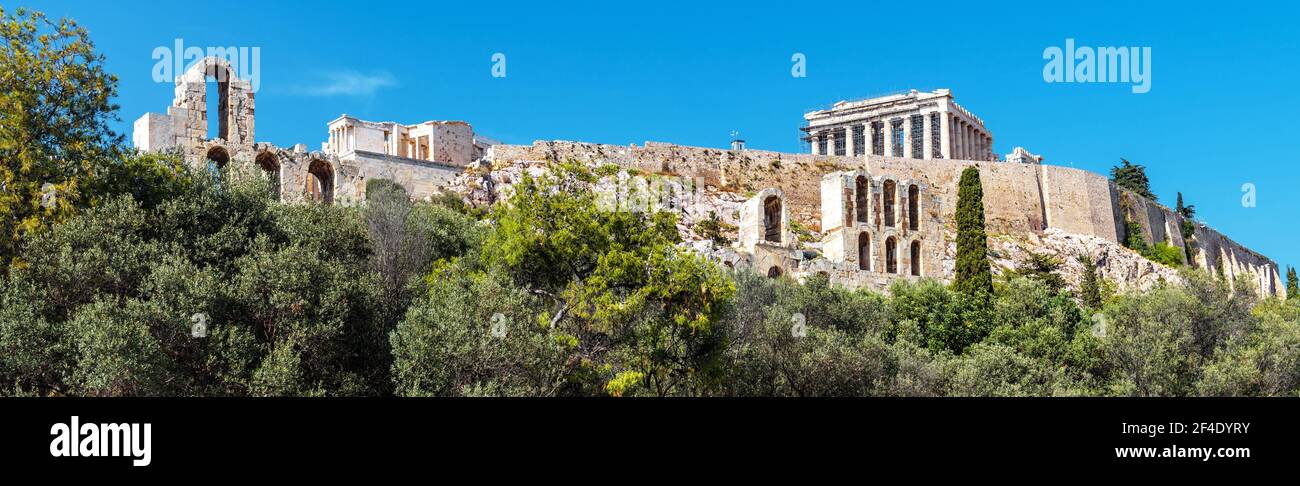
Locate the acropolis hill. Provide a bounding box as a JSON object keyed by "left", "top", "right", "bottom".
{"left": 132, "top": 58, "right": 1284, "bottom": 298}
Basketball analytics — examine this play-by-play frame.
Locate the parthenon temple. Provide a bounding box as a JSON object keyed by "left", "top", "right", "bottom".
{"left": 802, "top": 89, "right": 996, "bottom": 162}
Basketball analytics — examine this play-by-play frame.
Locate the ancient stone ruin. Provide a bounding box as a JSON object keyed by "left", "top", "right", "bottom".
{"left": 133, "top": 57, "right": 490, "bottom": 204}
{"left": 130, "top": 58, "right": 1285, "bottom": 298}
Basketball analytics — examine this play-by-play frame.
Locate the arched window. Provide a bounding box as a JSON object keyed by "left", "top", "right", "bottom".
{"left": 883, "top": 180, "right": 896, "bottom": 227}
{"left": 885, "top": 237, "right": 898, "bottom": 274}
{"left": 763, "top": 195, "right": 781, "bottom": 243}
{"left": 256, "top": 151, "right": 280, "bottom": 199}
{"left": 858, "top": 232, "right": 871, "bottom": 271}
{"left": 908, "top": 184, "right": 919, "bottom": 230}
{"left": 205, "top": 146, "right": 229, "bottom": 179}
{"left": 204, "top": 64, "right": 233, "bottom": 141}
{"left": 855, "top": 176, "right": 869, "bottom": 225}
{"left": 910, "top": 240, "right": 922, "bottom": 276}
{"left": 767, "top": 266, "right": 783, "bottom": 279}
{"left": 308, "top": 159, "right": 334, "bottom": 204}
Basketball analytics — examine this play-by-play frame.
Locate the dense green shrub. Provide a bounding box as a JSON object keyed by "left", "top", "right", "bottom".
{"left": 3, "top": 158, "right": 1299, "bottom": 397}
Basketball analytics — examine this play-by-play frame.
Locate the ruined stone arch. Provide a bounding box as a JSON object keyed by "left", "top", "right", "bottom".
{"left": 907, "top": 183, "right": 919, "bottom": 231}
{"left": 307, "top": 159, "right": 334, "bottom": 204}
{"left": 205, "top": 146, "right": 230, "bottom": 170}
{"left": 882, "top": 179, "right": 897, "bottom": 228}
{"left": 255, "top": 150, "right": 281, "bottom": 199}
{"left": 854, "top": 175, "right": 870, "bottom": 225}
{"left": 767, "top": 266, "right": 783, "bottom": 278}
{"left": 910, "top": 239, "right": 922, "bottom": 276}
{"left": 885, "top": 236, "right": 898, "bottom": 274}
{"left": 173, "top": 56, "right": 255, "bottom": 148}
{"left": 206, "top": 63, "right": 232, "bottom": 141}
{"left": 741, "top": 188, "right": 788, "bottom": 249}
{"left": 763, "top": 195, "right": 782, "bottom": 243}
{"left": 858, "top": 232, "right": 871, "bottom": 271}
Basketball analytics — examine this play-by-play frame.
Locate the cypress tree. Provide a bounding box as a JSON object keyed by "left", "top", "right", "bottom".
{"left": 1175, "top": 192, "right": 1196, "bottom": 265}
{"left": 1078, "top": 253, "right": 1103, "bottom": 309}
{"left": 1287, "top": 267, "right": 1299, "bottom": 301}
{"left": 954, "top": 166, "right": 993, "bottom": 297}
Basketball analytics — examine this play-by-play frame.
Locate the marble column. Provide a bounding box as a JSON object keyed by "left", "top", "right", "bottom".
{"left": 842, "top": 126, "right": 852, "bottom": 156}
{"left": 957, "top": 121, "right": 966, "bottom": 159}
{"left": 939, "top": 113, "right": 950, "bottom": 159}
{"left": 883, "top": 121, "right": 895, "bottom": 157}
{"left": 864, "top": 123, "right": 875, "bottom": 156}
{"left": 960, "top": 121, "right": 969, "bottom": 160}
{"left": 967, "top": 123, "right": 977, "bottom": 159}
{"left": 922, "top": 113, "right": 934, "bottom": 160}
{"left": 901, "top": 118, "right": 912, "bottom": 159}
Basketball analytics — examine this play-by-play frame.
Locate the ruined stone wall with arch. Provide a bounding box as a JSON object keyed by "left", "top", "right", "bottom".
{"left": 172, "top": 57, "right": 255, "bottom": 154}
{"left": 813, "top": 169, "right": 937, "bottom": 290}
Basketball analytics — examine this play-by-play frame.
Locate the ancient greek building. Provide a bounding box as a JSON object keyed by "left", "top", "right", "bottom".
{"left": 721, "top": 171, "right": 936, "bottom": 290}
{"left": 737, "top": 188, "right": 800, "bottom": 278}
{"left": 130, "top": 61, "right": 1284, "bottom": 298}
{"left": 815, "top": 170, "right": 936, "bottom": 284}
{"left": 1004, "top": 147, "right": 1044, "bottom": 165}
{"left": 133, "top": 56, "right": 256, "bottom": 164}
{"left": 802, "top": 89, "right": 994, "bottom": 162}
{"left": 133, "top": 57, "right": 484, "bottom": 204}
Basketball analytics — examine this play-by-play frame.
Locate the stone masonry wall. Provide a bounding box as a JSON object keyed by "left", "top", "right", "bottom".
{"left": 487, "top": 140, "right": 1283, "bottom": 298}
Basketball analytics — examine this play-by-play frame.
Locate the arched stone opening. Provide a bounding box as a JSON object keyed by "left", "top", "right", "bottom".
{"left": 885, "top": 236, "right": 898, "bottom": 274}
{"left": 256, "top": 151, "right": 280, "bottom": 199}
{"left": 204, "top": 63, "right": 234, "bottom": 141}
{"left": 307, "top": 159, "right": 334, "bottom": 204}
{"left": 854, "top": 176, "right": 869, "bottom": 225}
{"left": 908, "top": 184, "right": 919, "bottom": 231}
{"left": 173, "top": 57, "right": 255, "bottom": 148}
{"left": 205, "top": 146, "right": 230, "bottom": 172}
{"left": 910, "top": 240, "right": 922, "bottom": 276}
{"left": 763, "top": 195, "right": 782, "bottom": 243}
{"left": 767, "top": 266, "right": 783, "bottom": 279}
{"left": 858, "top": 232, "right": 871, "bottom": 271}
{"left": 883, "top": 180, "right": 896, "bottom": 227}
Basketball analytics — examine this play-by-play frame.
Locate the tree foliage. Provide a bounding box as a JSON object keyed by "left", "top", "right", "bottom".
{"left": 0, "top": 7, "right": 124, "bottom": 271}
{"left": 1078, "top": 253, "right": 1103, "bottom": 310}
{"left": 392, "top": 162, "right": 736, "bottom": 396}
{"left": 1286, "top": 267, "right": 1298, "bottom": 301}
{"left": 1111, "top": 158, "right": 1156, "bottom": 201}
{"left": 1175, "top": 192, "right": 1197, "bottom": 265}
{"left": 954, "top": 166, "right": 992, "bottom": 297}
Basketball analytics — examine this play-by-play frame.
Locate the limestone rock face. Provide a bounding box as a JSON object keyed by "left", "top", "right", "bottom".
{"left": 476, "top": 140, "right": 1281, "bottom": 298}
{"left": 989, "top": 229, "right": 1182, "bottom": 293}
{"left": 454, "top": 152, "right": 1195, "bottom": 299}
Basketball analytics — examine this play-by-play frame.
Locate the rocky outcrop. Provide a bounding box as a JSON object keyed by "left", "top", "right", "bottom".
{"left": 459, "top": 140, "right": 1281, "bottom": 298}
{"left": 989, "top": 229, "right": 1182, "bottom": 294}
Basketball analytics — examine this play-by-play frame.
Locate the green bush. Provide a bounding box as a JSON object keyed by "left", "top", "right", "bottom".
{"left": 1144, "top": 242, "right": 1185, "bottom": 267}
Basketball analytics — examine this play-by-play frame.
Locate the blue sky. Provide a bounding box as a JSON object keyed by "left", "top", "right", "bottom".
{"left": 26, "top": 0, "right": 1300, "bottom": 272}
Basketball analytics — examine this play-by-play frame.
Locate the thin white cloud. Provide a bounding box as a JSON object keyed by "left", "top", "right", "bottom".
{"left": 295, "top": 71, "right": 397, "bottom": 97}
